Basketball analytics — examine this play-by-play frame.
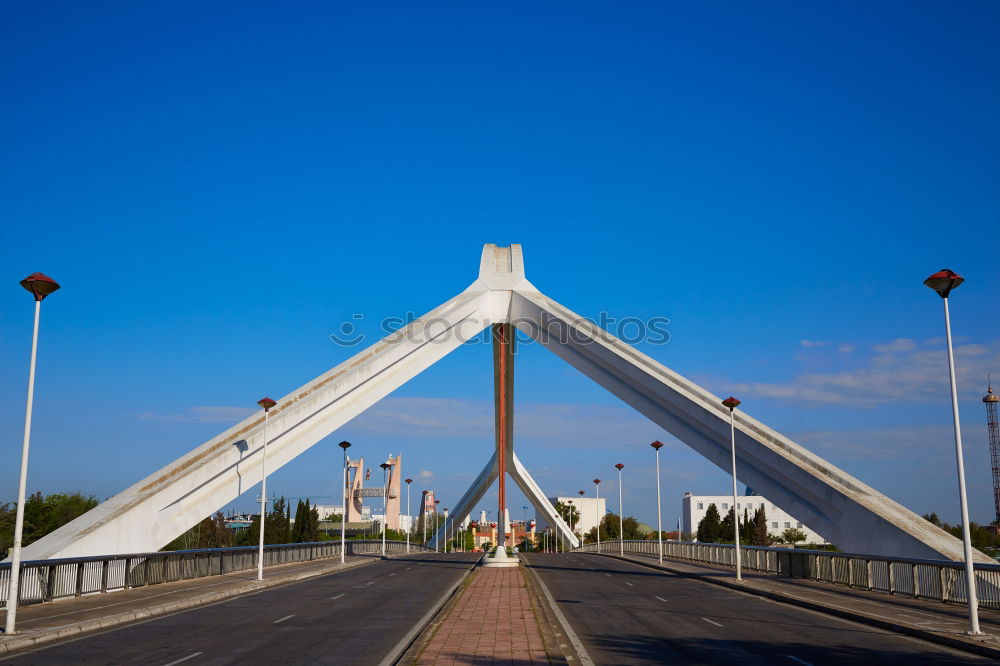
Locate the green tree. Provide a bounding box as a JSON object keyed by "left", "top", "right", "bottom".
{"left": 0, "top": 491, "right": 99, "bottom": 559}
{"left": 752, "top": 506, "right": 769, "bottom": 546}
{"left": 696, "top": 503, "right": 722, "bottom": 543}
{"left": 782, "top": 527, "right": 807, "bottom": 545}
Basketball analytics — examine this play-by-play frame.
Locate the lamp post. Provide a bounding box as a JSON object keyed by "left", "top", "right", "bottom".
{"left": 722, "top": 396, "right": 742, "bottom": 581}
{"left": 256, "top": 397, "right": 277, "bottom": 582}
{"left": 615, "top": 463, "right": 625, "bottom": 556}
{"left": 434, "top": 499, "right": 440, "bottom": 552}
{"left": 338, "top": 441, "right": 351, "bottom": 564}
{"left": 567, "top": 499, "right": 575, "bottom": 544}
{"left": 380, "top": 461, "right": 390, "bottom": 557}
{"left": 405, "top": 478, "right": 412, "bottom": 553}
{"left": 443, "top": 508, "right": 449, "bottom": 553}
{"left": 924, "top": 268, "right": 981, "bottom": 635}
{"left": 651, "top": 440, "right": 664, "bottom": 565}
{"left": 593, "top": 479, "right": 602, "bottom": 553}
{"left": 5, "top": 273, "right": 60, "bottom": 636}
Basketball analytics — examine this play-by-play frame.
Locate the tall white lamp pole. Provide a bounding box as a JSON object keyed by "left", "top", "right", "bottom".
{"left": 443, "top": 508, "right": 449, "bottom": 553}
{"left": 615, "top": 463, "right": 625, "bottom": 556}
{"left": 380, "top": 461, "right": 390, "bottom": 557}
{"left": 593, "top": 479, "right": 602, "bottom": 553}
{"left": 651, "top": 441, "right": 664, "bottom": 565}
{"left": 5, "top": 273, "right": 60, "bottom": 636}
{"left": 338, "top": 441, "right": 351, "bottom": 564}
{"left": 256, "top": 397, "right": 277, "bottom": 582}
{"left": 722, "top": 396, "right": 742, "bottom": 581}
{"left": 405, "top": 478, "right": 412, "bottom": 553}
{"left": 924, "top": 268, "right": 981, "bottom": 635}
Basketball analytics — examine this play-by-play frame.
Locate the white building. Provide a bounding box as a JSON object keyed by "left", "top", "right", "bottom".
{"left": 536, "top": 496, "right": 606, "bottom": 537}
{"left": 682, "top": 492, "right": 827, "bottom": 545}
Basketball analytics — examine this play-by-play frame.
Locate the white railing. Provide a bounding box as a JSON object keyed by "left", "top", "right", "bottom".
{"left": 574, "top": 540, "right": 1000, "bottom": 608}
{"left": 1, "top": 539, "right": 433, "bottom": 609}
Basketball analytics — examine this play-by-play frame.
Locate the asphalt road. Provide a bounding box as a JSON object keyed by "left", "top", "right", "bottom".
{"left": 2, "top": 552, "right": 479, "bottom": 666}
{"left": 523, "top": 552, "right": 994, "bottom": 665}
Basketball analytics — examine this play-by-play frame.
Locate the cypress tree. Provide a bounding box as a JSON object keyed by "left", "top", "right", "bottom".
{"left": 697, "top": 503, "right": 722, "bottom": 543}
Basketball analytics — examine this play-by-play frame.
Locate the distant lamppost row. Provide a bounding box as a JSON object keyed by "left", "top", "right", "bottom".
{"left": 651, "top": 440, "right": 665, "bottom": 565}
{"left": 924, "top": 268, "right": 981, "bottom": 635}
{"left": 380, "top": 461, "right": 391, "bottom": 557}
{"left": 5, "top": 273, "right": 60, "bottom": 636}
{"left": 256, "top": 397, "right": 277, "bottom": 582}
{"left": 405, "top": 478, "right": 413, "bottom": 553}
{"left": 615, "top": 463, "right": 625, "bottom": 556}
{"left": 338, "top": 441, "right": 351, "bottom": 564}
{"left": 593, "top": 479, "right": 602, "bottom": 553}
{"left": 722, "top": 396, "right": 742, "bottom": 581}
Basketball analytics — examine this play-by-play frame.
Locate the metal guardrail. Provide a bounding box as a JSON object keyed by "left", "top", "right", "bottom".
{"left": 574, "top": 540, "right": 1000, "bottom": 609}
{"left": 1, "top": 539, "right": 434, "bottom": 609}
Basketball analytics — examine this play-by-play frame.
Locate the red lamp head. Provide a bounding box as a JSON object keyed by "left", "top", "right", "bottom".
{"left": 257, "top": 397, "right": 277, "bottom": 411}
{"left": 405, "top": 478, "right": 413, "bottom": 484}
{"left": 614, "top": 463, "right": 624, "bottom": 471}
{"left": 650, "top": 440, "right": 664, "bottom": 450}
{"left": 722, "top": 396, "right": 741, "bottom": 411}
{"left": 20, "top": 273, "right": 60, "bottom": 301}
{"left": 593, "top": 479, "right": 601, "bottom": 485}
{"left": 579, "top": 490, "right": 585, "bottom": 496}
{"left": 924, "top": 269, "right": 964, "bottom": 298}
{"left": 338, "top": 440, "right": 351, "bottom": 450}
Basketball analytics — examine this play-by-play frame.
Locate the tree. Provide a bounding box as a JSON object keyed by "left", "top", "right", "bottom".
{"left": 782, "top": 528, "right": 807, "bottom": 545}
{"left": 696, "top": 503, "right": 722, "bottom": 543}
{"left": 555, "top": 502, "right": 580, "bottom": 533}
{"left": 752, "top": 506, "right": 769, "bottom": 546}
{"left": 0, "top": 491, "right": 99, "bottom": 559}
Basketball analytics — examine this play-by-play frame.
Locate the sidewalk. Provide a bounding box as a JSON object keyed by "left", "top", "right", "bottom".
{"left": 592, "top": 551, "right": 1000, "bottom": 660}
{"left": 409, "top": 566, "right": 557, "bottom": 665}
{"left": 0, "top": 553, "right": 383, "bottom": 657}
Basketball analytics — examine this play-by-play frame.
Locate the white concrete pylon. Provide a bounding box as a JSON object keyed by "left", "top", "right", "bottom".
{"left": 15, "top": 244, "right": 990, "bottom": 563}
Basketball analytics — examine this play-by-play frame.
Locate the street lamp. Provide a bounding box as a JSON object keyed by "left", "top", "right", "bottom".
{"left": 405, "top": 478, "right": 412, "bottom": 553}
{"left": 443, "top": 508, "right": 449, "bottom": 553}
{"left": 651, "top": 440, "right": 664, "bottom": 565}
{"left": 256, "top": 397, "right": 277, "bottom": 582}
{"left": 434, "top": 499, "right": 440, "bottom": 552}
{"left": 380, "top": 461, "right": 391, "bottom": 557}
{"left": 567, "top": 499, "right": 575, "bottom": 543}
{"left": 924, "top": 268, "right": 981, "bottom": 635}
{"left": 615, "top": 463, "right": 625, "bottom": 556}
{"left": 5, "top": 272, "right": 60, "bottom": 636}
{"left": 338, "top": 441, "right": 351, "bottom": 564}
{"left": 593, "top": 479, "right": 602, "bottom": 553}
{"left": 722, "top": 396, "right": 742, "bottom": 581}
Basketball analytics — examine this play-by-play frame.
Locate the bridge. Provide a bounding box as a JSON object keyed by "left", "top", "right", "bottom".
{"left": 2, "top": 244, "right": 997, "bottom": 662}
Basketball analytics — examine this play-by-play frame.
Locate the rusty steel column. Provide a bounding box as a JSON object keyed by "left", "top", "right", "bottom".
{"left": 492, "top": 323, "right": 514, "bottom": 547}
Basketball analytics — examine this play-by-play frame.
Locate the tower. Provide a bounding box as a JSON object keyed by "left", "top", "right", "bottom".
{"left": 985, "top": 381, "right": 1000, "bottom": 530}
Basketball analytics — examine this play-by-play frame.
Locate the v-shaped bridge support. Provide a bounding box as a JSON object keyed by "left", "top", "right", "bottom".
{"left": 16, "top": 244, "right": 987, "bottom": 563}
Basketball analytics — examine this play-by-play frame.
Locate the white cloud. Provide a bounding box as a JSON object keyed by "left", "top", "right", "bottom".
{"left": 800, "top": 340, "right": 829, "bottom": 348}
{"left": 837, "top": 343, "right": 855, "bottom": 353}
{"left": 419, "top": 470, "right": 434, "bottom": 479}
{"left": 873, "top": 338, "right": 917, "bottom": 354}
{"left": 138, "top": 406, "right": 256, "bottom": 423}
{"left": 724, "top": 338, "right": 998, "bottom": 407}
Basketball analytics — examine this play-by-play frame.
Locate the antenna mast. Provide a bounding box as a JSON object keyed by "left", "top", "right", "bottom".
{"left": 985, "top": 377, "right": 1000, "bottom": 531}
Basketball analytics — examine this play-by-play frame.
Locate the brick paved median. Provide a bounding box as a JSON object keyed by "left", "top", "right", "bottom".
{"left": 416, "top": 567, "right": 549, "bottom": 665}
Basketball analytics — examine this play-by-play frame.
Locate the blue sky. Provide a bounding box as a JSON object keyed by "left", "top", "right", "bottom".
{"left": 1, "top": 2, "right": 998, "bottom": 532}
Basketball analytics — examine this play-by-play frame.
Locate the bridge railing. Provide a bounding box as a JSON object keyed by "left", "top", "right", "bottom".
{"left": 574, "top": 540, "right": 1000, "bottom": 609}
{"left": 0, "top": 539, "right": 434, "bottom": 609}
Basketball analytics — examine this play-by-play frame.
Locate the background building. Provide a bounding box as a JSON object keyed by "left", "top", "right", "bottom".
{"left": 536, "top": 496, "right": 606, "bottom": 538}
{"left": 682, "top": 492, "right": 827, "bottom": 544}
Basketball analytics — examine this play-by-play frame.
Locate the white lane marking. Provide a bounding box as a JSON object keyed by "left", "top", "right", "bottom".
{"left": 365, "top": 581, "right": 375, "bottom": 586}
{"left": 389, "top": 572, "right": 396, "bottom": 576}
{"left": 702, "top": 617, "right": 724, "bottom": 627}
{"left": 273, "top": 614, "right": 295, "bottom": 624}
{"left": 787, "top": 657, "right": 813, "bottom": 666}
{"left": 604, "top": 573, "right": 611, "bottom": 577}
{"left": 655, "top": 596, "right": 668, "bottom": 602}
{"left": 161, "top": 653, "right": 203, "bottom": 666}
{"left": 329, "top": 593, "right": 345, "bottom": 600}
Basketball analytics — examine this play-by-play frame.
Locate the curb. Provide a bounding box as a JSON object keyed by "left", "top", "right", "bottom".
{"left": 586, "top": 552, "right": 1000, "bottom": 661}
{"left": 0, "top": 554, "right": 392, "bottom": 658}
{"left": 379, "top": 557, "right": 479, "bottom": 666}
